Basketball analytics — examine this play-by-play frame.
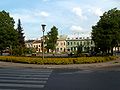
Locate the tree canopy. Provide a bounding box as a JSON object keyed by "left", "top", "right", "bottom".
{"left": 46, "top": 26, "right": 58, "bottom": 52}
{"left": 17, "top": 19, "right": 25, "bottom": 47}
{"left": 12, "top": 19, "right": 26, "bottom": 56}
{"left": 0, "top": 10, "right": 18, "bottom": 55}
{"left": 91, "top": 8, "right": 120, "bottom": 55}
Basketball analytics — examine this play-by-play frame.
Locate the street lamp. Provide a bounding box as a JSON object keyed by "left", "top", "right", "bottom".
{"left": 41, "top": 24, "right": 46, "bottom": 60}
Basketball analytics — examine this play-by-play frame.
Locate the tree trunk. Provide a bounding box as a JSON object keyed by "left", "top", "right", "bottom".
{"left": 47, "top": 49, "right": 49, "bottom": 53}
{"left": 117, "top": 47, "right": 120, "bottom": 52}
{"left": 0, "top": 51, "right": 2, "bottom": 56}
{"left": 111, "top": 47, "right": 113, "bottom": 56}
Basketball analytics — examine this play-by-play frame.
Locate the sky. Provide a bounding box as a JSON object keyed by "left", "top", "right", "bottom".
{"left": 0, "top": 0, "right": 120, "bottom": 40}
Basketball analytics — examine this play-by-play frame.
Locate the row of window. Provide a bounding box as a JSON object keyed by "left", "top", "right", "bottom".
{"left": 36, "top": 49, "right": 41, "bottom": 52}
{"left": 57, "top": 42, "right": 66, "bottom": 46}
{"left": 67, "top": 41, "right": 94, "bottom": 46}
{"left": 26, "top": 44, "right": 32, "bottom": 47}
{"left": 56, "top": 48, "right": 66, "bottom": 52}
{"left": 68, "top": 46, "right": 91, "bottom": 51}
{"left": 33, "top": 45, "right": 41, "bottom": 48}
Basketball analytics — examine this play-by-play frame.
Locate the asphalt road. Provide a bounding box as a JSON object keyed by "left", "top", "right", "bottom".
{"left": 0, "top": 67, "right": 120, "bottom": 90}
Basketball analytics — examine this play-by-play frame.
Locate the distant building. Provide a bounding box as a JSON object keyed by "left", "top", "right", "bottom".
{"left": 25, "top": 40, "right": 34, "bottom": 48}
{"left": 66, "top": 37, "right": 95, "bottom": 52}
{"left": 25, "top": 35, "right": 95, "bottom": 54}
{"left": 32, "top": 40, "right": 42, "bottom": 53}
{"left": 56, "top": 35, "right": 67, "bottom": 53}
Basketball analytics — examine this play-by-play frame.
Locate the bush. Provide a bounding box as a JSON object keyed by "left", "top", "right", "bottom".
{"left": 0, "top": 56, "right": 118, "bottom": 65}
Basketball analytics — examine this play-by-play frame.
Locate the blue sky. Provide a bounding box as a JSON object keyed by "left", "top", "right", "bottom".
{"left": 0, "top": 0, "right": 120, "bottom": 40}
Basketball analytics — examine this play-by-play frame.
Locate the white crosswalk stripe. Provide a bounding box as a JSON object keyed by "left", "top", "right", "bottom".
{"left": 0, "top": 89, "right": 17, "bottom": 90}
{"left": 0, "top": 79, "right": 47, "bottom": 84}
{"left": 0, "top": 84, "right": 45, "bottom": 88}
{"left": 0, "top": 68, "right": 53, "bottom": 89}
{"left": 0, "top": 74, "right": 50, "bottom": 77}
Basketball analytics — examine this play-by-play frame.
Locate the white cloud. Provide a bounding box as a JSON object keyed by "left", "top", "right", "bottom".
{"left": 43, "top": 0, "right": 49, "bottom": 2}
{"left": 37, "top": 11, "right": 49, "bottom": 17}
{"left": 102, "top": 0, "right": 109, "bottom": 1}
{"left": 72, "top": 7, "right": 82, "bottom": 17}
{"left": 70, "top": 25, "right": 83, "bottom": 32}
{"left": 88, "top": 7, "right": 103, "bottom": 16}
{"left": 10, "top": 9, "right": 50, "bottom": 24}
{"left": 94, "top": 8, "right": 103, "bottom": 16}
{"left": 68, "top": 31, "right": 91, "bottom": 39}
{"left": 72, "top": 7, "right": 87, "bottom": 20}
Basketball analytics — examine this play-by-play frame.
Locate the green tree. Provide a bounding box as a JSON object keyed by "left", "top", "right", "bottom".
{"left": 0, "top": 10, "right": 18, "bottom": 55}
{"left": 46, "top": 26, "right": 58, "bottom": 52}
{"left": 77, "top": 45, "right": 83, "bottom": 55}
{"left": 17, "top": 19, "right": 25, "bottom": 47}
{"left": 16, "top": 19, "right": 25, "bottom": 55}
{"left": 92, "top": 8, "right": 120, "bottom": 55}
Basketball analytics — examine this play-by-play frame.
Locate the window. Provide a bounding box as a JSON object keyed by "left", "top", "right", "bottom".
{"left": 87, "top": 37, "right": 89, "bottom": 39}
{"left": 34, "top": 45, "right": 36, "bottom": 48}
{"left": 36, "top": 45, "right": 38, "bottom": 49}
{"left": 84, "top": 41, "right": 86, "bottom": 45}
{"left": 64, "top": 48, "right": 65, "bottom": 52}
{"left": 64, "top": 42, "right": 65, "bottom": 45}
{"left": 74, "top": 47, "right": 76, "bottom": 51}
{"left": 68, "top": 42, "right": 69, "bottom": 45}
{"left": 87, "top": 41, "right": 89, "bottom": 46}
{"left": 57, "top": 48, "right": 59, "bottom": 51}
{"left": 80, "top": 41, "right": 82, "bottom": 45}
{"left": 79, "top": 37, "right": 82, "bottom": 39}
{"left": 74, "top": 42, "right": 76, "bottom": 45}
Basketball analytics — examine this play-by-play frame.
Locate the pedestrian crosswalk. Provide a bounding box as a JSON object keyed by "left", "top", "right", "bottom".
{"left": 0, "top": 68, "right": 53, "bottom": 90}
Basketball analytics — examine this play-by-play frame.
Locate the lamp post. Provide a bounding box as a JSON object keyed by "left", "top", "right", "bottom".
{"left": 41, "top": 24, "right": 46, "bottom": 60}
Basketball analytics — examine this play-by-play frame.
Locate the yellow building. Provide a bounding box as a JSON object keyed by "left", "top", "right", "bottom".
{"left": 56, "top": 35, "right": 67, "bottom": 53}
{"left": 32, "top": 40, "right": 42, "bottom": 53}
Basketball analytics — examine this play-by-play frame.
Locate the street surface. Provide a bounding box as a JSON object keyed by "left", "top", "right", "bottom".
{"left": 0, "top": 67, "right": 120, "bottom": 90}
{"left": 0, "top": 68, "right": 52, "bottom": 90}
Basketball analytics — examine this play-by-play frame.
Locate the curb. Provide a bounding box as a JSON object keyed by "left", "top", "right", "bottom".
{"left": 0, "top": 59, "right": 120, "bottom": 69}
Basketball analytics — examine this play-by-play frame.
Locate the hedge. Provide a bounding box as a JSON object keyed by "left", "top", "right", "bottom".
{"left": 0, "top": 56, "right": 118, "bottom": 65}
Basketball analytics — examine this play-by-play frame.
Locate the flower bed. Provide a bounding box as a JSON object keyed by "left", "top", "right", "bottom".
{"left": 0, "top": 56, "right": 117, "bottom": 65}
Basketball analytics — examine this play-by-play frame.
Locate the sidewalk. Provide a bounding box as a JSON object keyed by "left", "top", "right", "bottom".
{"left": 0, "top": 57, "right": 120, "bottom": 69}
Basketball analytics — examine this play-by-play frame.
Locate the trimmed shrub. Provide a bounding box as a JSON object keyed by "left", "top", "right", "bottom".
{"left": 0, "top": 56, "right": 118, "bottom": 65}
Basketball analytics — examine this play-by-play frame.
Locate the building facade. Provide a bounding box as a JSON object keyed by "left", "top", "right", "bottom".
{"left": 32, "top": 40, "right": 42, "bottom": 53}
{"left": 66, "top": 37, "right": 95, "bottom": 52}
{"left": 25, "top": 40, "right": 34, "bottom": 48}
{"left": 25, "top": 36, "right": 95, "bottom": 54}
{"left": 56, "top": 35, "right": 67, "bottom": 53}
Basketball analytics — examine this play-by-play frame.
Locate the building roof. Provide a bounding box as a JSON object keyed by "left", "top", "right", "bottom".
{"left": 57, "top": 35, "right": 67, "bottom": 40}
{"left": 25, "top": 40, "right": 34, "bottom": 43}
{"left": 66, "top": 37, "right": 91, "bottom": 41}
{"left": 33, "top": 40, "right": 42, "bottom": 44}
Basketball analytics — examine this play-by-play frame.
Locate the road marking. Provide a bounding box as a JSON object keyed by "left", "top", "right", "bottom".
{"left": 0, "top": 83, "right": 45, "bottom": 88}
{"left": 0, "top": 72, "right": 52, "bottom": 75}
{"left": 0, "top": 74, "right": 50, "bottom": 77}
{"left": 0, "top": 79, "right": 47, "bottom": 84}
{"left": 0, "top": 77, "right": 49, "bottom": 80}
{"left": 0, "top": 89, "right": 18, "bottom": 90}
{"left": 0, "top": 69, "right": 53, "bottom": 73}
{"left": 0, "top": 69, "right": 53, "bottom": 89}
